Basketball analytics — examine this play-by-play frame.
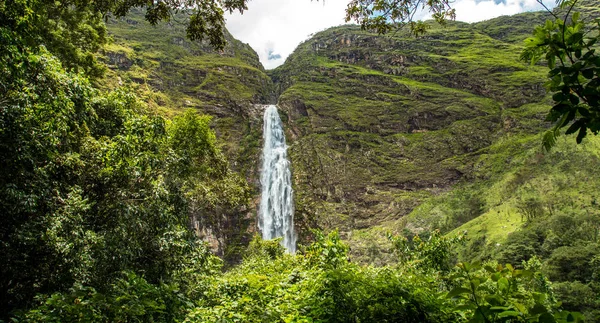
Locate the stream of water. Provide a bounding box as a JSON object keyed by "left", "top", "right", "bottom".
{"left": 258, "top": 105, "right": 296, "bottom": 253}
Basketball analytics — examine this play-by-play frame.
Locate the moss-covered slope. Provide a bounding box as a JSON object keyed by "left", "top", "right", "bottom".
{"left": 273, "top": 12, "right": 599, "bottom": 263}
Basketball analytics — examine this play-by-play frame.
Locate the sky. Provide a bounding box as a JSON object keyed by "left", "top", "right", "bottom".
{"left": 225, "top": 0, "right": 554, "bottom": 70}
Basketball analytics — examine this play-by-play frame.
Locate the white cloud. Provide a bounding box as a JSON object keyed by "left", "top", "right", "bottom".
{"left": 225, "top": 0, "right": 348, "bottom": 69}
{"left": 452, "top": 0, "right": 553, "bottom": 22}
{"left": 225, "top": 0, "right": 554, "bottom": 69}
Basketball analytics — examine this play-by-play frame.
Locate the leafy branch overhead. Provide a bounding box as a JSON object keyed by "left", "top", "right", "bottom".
{"left": 522, "top": 0, "right": 600, "bottom": 149}
{"left": 96, "top": 0, "right": 249, "bottom": 49}
{"left": 0, "top": 0, "right": 249, "bottom": 77}
{"left": 345, "top": 0, "right": 457, "bottom": 35}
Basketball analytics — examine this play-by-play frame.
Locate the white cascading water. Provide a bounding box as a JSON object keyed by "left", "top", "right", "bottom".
{"left": 259, "top": 105, "right": 296, "bottom": 253}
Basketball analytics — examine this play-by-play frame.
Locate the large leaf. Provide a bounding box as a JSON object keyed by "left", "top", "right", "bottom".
{"left": 447, "top": 287, "right": 472, "bottom": 299}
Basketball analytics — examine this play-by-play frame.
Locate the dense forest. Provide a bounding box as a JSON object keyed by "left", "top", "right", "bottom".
{"left": 1, "top": 0, "right": 599, "bottom": 322}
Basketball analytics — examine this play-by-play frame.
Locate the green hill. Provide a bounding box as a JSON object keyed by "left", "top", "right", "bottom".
{"left": 268, "top": 6, "right": 600, "bottom": 317}
{"left": 271, "top": 19, "right": 550, "bottom": 258}
{"left": 103, "top": 8, "right": 272, "bottom": 179}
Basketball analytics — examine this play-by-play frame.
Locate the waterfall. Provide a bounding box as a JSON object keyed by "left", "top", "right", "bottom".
{"left": 259, "top": 105, "right": 296, "bottom": 253}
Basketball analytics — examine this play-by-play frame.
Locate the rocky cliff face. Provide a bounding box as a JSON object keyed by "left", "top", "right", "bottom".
{"left": 103, "top": 9, "right": 271, "bottom": 174}
{"left": 272, "top": 19, "right": 555, "bottom": 262}
{"left": 271, "top": 2, "right": 600, "bottom": 264}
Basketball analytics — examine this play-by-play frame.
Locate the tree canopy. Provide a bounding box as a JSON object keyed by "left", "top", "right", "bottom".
{"left": 0, "top": 0, "right": 249, "bottom": 77}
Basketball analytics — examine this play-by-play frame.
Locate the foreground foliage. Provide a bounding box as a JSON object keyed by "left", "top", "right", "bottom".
{"left": 522, "top": 0, "right": 600, "bottom": 148}
{"left": 0, "top": 40, "right": 247, "bottom": 318}
{"left": 186, "top": 233, "right": 581, "bottom": 323}
{"left": 10, "top": 229, "right": 583, "bottom": 322}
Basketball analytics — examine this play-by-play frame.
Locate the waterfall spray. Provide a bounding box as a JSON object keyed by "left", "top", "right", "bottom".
{"left": 259, "top": 105, "right": 296, "bottom": 253}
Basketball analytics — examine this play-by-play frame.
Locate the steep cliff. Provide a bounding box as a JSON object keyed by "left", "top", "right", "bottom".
{"left": 101, "top": 9, "right": 273, "bottom": 258}
{"left": 273, "top": 13, "right": 600, "bottom": 263}
{"left": 101, "top": 6, "right": 600, "bottom": 266}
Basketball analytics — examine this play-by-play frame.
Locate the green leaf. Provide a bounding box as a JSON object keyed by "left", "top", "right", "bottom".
{"left": 497, "top": 311, "right": 520, "bottom": 318}
{"left": 553, "top": 92, "right": 567, "bottom": 102}
{"left": 530, "top": 303, "right": 548, "bottom": 315}
{"left": 491, "top": 273, "right": 501, "bottom": 282}
{"left": 568, "top": 32, "right": 583, "bottom": 45}
{"left": 497, "top": 277, "right": 509, "bottom": 292}
{"left": 471, "top": 278, "right": 481, "bottom": 289}
{"left": 485, "top": 294, "right": 505, "bottom": 306}
{"left": 566, "top": 119, "right": 583, "bottom": 134}
{"left": 582, "top": 68, "right": 594, "bottom": 79}
{"left": 468, "top": 309, "right": 487, "bottom": 323}
{"left": 533, "top": 292, "right": 547, "bottom": 304}
{"left": 586, "top": 39, "right": 597, "bottom": 48}
{"left": 520, "top": 270, "right": 533, "bottom": 279}
{"left": 447, "top": 287, "right": 472, "bottom": 298}
{"left": 549, "top": 67, "right": 561, "bottom": 77}
{"left": 569, "top": 94, "right": 580, "bottom": 105}
{"left": 576, "top": 125, "right": 587, "bottom": 143}
{"left": 578, "top": 106, "right": 591, "bottom": 117}
{"left": 561, "top": 110, "right": 577, "bottom": 127}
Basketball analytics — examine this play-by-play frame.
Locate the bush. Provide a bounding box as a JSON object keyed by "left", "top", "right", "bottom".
{"left": 21, "top": 273, "right": 188, "bottom": 323}
{"left": 497, "top": 230, "right": 543, "bottom": 266}
{"left": 553, "top": 281, "right": 598, "bottom": 315}
{"left": 545, "top": 243, "right": 600, "bottom": 282}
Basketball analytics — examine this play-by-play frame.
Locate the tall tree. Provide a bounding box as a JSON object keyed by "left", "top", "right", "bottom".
{"left": 0, "top": 0, "right": 251, "bottom": 316}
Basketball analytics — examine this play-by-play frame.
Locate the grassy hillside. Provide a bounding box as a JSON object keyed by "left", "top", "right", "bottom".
{"left": 272, "top": 19, "right": 554, "bottom": 257}
{"left": 272, "top": 4, "right": 600, "bottom": 317}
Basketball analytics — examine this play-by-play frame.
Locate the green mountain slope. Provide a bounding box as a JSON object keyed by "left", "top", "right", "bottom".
{"left": 273, "top": 13, "right": 599, "bottom": 266}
